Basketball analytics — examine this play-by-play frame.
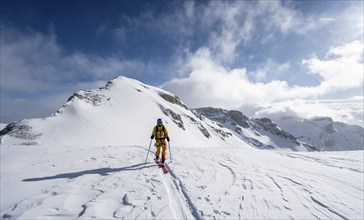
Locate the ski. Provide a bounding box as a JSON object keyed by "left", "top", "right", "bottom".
{"left": 156, "top": 160, "right": 169, "bottom": 174}
{"left": 161, "top": 165, "right": 168, "bottom": 174}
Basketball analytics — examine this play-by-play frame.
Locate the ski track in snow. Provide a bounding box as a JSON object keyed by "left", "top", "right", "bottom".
{"left": 1, "top": 145, "right": 363, "bottom": 219}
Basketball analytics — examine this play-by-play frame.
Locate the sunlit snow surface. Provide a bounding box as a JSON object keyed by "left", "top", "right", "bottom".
{"left": 1, "top": 144, "right": 363, "bottom": 219}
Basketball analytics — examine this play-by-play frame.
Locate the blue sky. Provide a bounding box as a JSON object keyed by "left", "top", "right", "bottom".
{"left": 1, "top": 0, "right": 363, "bottom": 124}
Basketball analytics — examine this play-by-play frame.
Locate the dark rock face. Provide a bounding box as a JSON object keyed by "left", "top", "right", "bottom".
{"left": 99, "top": 80, "right": 114, "bottom": 90}
{"left": 185, "top": 115, "right": 211, "bottom": 139}
{"left": 163, "top": 108, "right": 185, "bottom": 130}
{"left": 67, "top": 91, "right": 110, "bottom": 106}
{"left": 159, "top": 93, "right": 189, "bottom": 110}
{"left": 194, "top": 108, "right": 251, "bottom": 129}
{"left": 193, "top": 107, "right": 228, "bottom": 124}
{"left": 0, "top": 123, "right": 41, "bottom": 145}
{"left": 251, "top": 118, "right": 299, "bottom": 144}
{"left": 229, "top": 110, "right": 250, "bottom": 128}
{"left": 0, "top": 123, "right": 16, "bottom": 136}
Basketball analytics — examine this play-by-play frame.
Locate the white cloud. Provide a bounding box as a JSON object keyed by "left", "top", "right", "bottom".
{"left": 249, "top": 59, "right": 291, "bottom": 82}
{"left": 332, "top": 2, "right": 364, "bottom": 44}
{"left": 214, "top": 1, "right": 333, "bottom": 63}
{"left": 302, "top": 40, "right": 363, "bottom": 93}
{"left": 162, "top": 48, "right": 252, "bottom": 108}
{"left": 254, "top": 97, "right": 364, "bottom": 127}
{"left": 162, "top": 48, "right": 290, "bottom": 108}
{"left": 327, "top": 40, "right": 363, "bottom": 61}
{"left": 162, "top": 41, "right": 363, "bottom": 125}
{"left": 0, "top": 25, "right": 144, "bottom": 93}
{"left": 0, "top": 25, "right": 145, "bottom": 122}
{"left": 2, "top": 1, "right": 362, "bottom": 125}
{"left": 111, "top": 1, "right": 332, "bottom": 66}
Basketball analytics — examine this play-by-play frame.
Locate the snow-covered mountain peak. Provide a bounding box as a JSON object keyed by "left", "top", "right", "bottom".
{"left": 0, "top": 76, "right": 242, "bottom": 148}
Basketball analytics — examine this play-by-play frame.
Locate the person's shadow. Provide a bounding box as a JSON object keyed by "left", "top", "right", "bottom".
{"left": 23, "top": 163, "right": 155, "bottom": 182}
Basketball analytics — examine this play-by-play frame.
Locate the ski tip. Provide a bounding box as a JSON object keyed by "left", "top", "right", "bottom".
{"left": 162, "top": 167, "right": 169, "bottom": 174}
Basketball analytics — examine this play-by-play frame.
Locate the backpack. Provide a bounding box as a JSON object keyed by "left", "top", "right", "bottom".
{"left": 155, "top": 125, "right": 165, "bottom": 139}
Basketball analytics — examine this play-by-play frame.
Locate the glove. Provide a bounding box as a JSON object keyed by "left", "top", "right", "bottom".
{"left": 150, "top": 135, "right": 154, "bottom": 139}
{"left": 166, "top": 137, "right": 170, "bottom": 142}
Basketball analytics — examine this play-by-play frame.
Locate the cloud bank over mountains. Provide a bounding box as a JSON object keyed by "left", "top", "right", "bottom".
{"left": 1, "top": 1, "right": 363, "bottom": 125}
{"left": 162, "top": 41, "right": 363, "bottom": 126}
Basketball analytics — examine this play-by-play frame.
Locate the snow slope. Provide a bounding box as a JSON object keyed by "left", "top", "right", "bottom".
{"left": 0, "top": 76, "right": 240, "bottom": 148}
{"left": 1, "top": 144, "right": 363, "bottom": 219}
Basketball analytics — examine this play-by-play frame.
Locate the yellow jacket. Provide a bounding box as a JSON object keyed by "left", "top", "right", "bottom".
{"left": 151, "top": 125, "right": 170, "bottom": 141}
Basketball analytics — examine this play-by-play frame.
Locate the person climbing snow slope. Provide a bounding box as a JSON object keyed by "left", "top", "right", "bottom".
{"left": 150, "top": 118, "right": 170, "bottom": 165}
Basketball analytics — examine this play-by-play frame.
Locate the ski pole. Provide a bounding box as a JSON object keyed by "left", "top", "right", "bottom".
{"left": 168, "top": 142, "right": 172, "bottom": 162}
{"left": 145, "top": 139, "right": 153, "bottom": 164}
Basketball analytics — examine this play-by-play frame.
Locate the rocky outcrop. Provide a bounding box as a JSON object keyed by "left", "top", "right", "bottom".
{"left": 185, "top": 115, "right": 211, "bottom": 139}
{"left": 67, "top": 91, "right": 111, "bottom": 106}
{"left": 163, "top": 108, "right": 185, "bottom": 130}
{"left": 159, "top": 93, "right": 189, "bottom": 110}
{"left": 229, "top": 110, "right": 250, "bottom": 128}
{"left": 0, "top": 123, "right": 41, "bottom": 145}
{"left": 251, "top": 118, "right": 299, "bottom": 144}
{"left": 195, "top": 107, "right": 308, "bottom": 151}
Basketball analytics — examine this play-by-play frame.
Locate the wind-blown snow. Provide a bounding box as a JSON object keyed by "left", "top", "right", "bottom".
{"left": 1, "top": 144, "right": 363, "bottom": 219}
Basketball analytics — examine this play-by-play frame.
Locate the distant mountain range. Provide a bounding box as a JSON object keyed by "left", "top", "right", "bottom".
{"left": 1, "top": 76, "right": 363, "bottom": 151}
{"left": 194, "top": 108, "right": 363, "bottom": 151}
